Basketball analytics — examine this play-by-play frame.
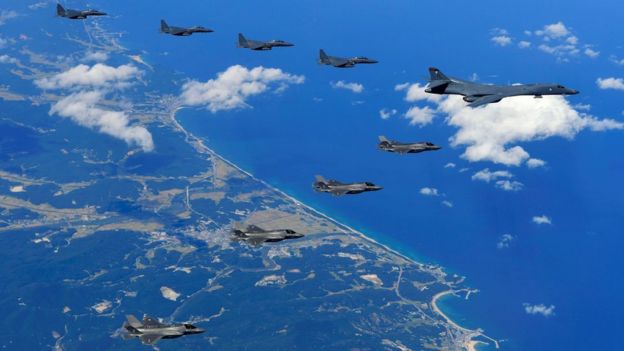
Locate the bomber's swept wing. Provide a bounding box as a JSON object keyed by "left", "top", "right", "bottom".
{"left": 140, "top": 334, "right": 163, "bottom": 345}
{"left": 467, "top": 94, "right": 505, "bottom": 108}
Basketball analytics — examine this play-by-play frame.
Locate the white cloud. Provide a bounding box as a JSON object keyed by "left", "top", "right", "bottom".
{"left": 491, "top": 35, "right": 512, "bottom": 47}
{"left": 82, "top": 51, "right": 109, "bottom": 63}
{"left": 331, "top": 80, "right": 363, "bottom": 93}
{"left": 496, "top": 180, "right": 524, "bottom": 191}
{"left": 526, "top": 158, "right": 546, "bottom": 168}
{"left": 35, "top": 63, "right": 140, "bottom": 90}
{"left": 444, "top": 162, "right": 456, "bottom": 168}
{"left": 518, "top": 41, "right": 531, "bottom": 49}
{"left": 442, "top": 200, "right": 454, "bottom": 208}
{"left": 0, "top": 54, "right": 17, "bottom": 64}
{"left": 404, "top": 106, "right": 436, "bottom": 126}
{"left": 532, "top": 215, "right": 552, "bottom": 225}
{"left": 180, "top": 65, "right": 304, "bottom": 113}
{"left": 0, "top": 36, "right": 8, "bottom": 49}
{"left": 610, "top": 56, "right": 624, "bottom": 66}
{"left": 379, "top": 108, "right": 397, "bottom": 120}
{"left": 396, "top": 82, "right": 443, "bottom": 103}
{"left": 584, "top": 48, "right": 600, "bottom": 58}
{"left": 49, "top": 91, "right": 154, "bottom": 152}
{"left": 419, "top": 187, "right": 439, "bottom": 196}
{"left": 497, "top": 234, "right": 515, "bottom": 249}
{"left": 536, "top": 22, "right": 570, "bottom": 39}
{"left": 0, "top": 10, "right": 18, "bottom": 25}
{"left": 472, "top": 169, "right": 513, "bottom": 183}
{"left": 597, "top": 77, "right": 624, "bottom": 91}
{"left": 523, "top": 303, "right": 555, "bottom": 317}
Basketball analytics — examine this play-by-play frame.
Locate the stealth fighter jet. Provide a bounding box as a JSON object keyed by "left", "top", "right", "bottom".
{"left": 232, "top": 224, "right": 303, "bottom": 246}
{"left": 318, "top": 49, "right": 378, "bottom": 68}
{"left": 313, "top": 176, "right": 382, "bottom": 196}
{"left": 237, "top": 33, "right": 294, "bottom": 51}
{"left": 160, "top": 20, "right": 213, "bottom": 36}
{"left": 122, "top": 315, "right": 204, "bottom": 345}
{"left": 56, "top": 4, "right": 106, "bottom": 19}
{"left": 425, "top": 67, "right": 579, "bottom": 108}
{"left": 378, "top": 136, "right": 441, "bottom": 154}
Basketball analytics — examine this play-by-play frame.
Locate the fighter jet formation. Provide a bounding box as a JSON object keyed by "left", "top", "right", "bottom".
{"left": 237, "top": 33, "right": 294, "bottom": 50}
{"left": 318, "top": 49, "right": 379, "bottom": 68}
{"left": 378, "top": 136, "right": 441, "bottom": 154}
{"left": 122, "top": 315, "right": 204, "bottom": 345}
{"left": 231, "top": 224, "right": 303, "bottom": 246}
{"left": 160, "top": 20, "right": 214, "bottom": 36}
{"left": 56, "top": 4, "right": 106, "bottom": 19}
{"left": 313, "top": 176, "right": 382, "bottom": 196}
{"left": 425, "top": 67, "right": 579, "bottom": 108}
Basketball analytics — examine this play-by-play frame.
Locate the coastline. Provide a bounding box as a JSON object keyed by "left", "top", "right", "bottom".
{"left": 167, "top": 104, "right": 499, "bottom": 350}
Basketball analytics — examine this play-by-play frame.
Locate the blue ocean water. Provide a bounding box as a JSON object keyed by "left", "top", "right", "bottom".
{"left": 10, "top": 0, "right": 624, "bottom": 349}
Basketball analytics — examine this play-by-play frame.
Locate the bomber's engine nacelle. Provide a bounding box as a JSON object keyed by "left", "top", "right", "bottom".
{"left": 463, "top": 96, "right": 479, "bottom": 103}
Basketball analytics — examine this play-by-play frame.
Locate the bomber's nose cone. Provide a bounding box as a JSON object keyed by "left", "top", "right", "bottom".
{"left": 570, "top": 89, "right": 579, "bottom": 95}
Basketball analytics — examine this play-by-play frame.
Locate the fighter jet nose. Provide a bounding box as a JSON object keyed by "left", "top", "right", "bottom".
{"left": 571, "top": 89, "right": 579, "bottom": 95}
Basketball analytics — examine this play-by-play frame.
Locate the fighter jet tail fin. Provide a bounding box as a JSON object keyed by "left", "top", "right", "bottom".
{"left": 315, "top": 175, "right": 327, "bottom": 183}
{"left": 319, "top": 49, "right": 329, "bottom": 63}
{"left": 428, "top": 67, "right": 450, "bottom": 82}
{"left": 378, "top": 136, "right": 389, "bottom": 143}
{"left": 126, "top": 315, "right": 142, "bottom": 328}
{"left": 238, "top": 33, "right": 248, "bottom": 48}
{"left": 160, "top": 20, "right": 169, "bottom": 33}
{"left": 56, "top": 4, "right": 66, "bottom": 17}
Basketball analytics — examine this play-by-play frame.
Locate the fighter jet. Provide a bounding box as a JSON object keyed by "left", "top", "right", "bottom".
{"left": 378, "top": 136, "right": 441, "bottom": 154}
{"left": 237, "top": 33, "right": 294, "bottom": 51}
{"left": 160, "top": 20, "right": 213, "bottom": 36}
{"left": 122, "top": 314, "right": 204, "bottom": 345}
{"left": 425, "top": 67, "right": 579, "bottom": 108}
{"left": 56, "top": 4, "right": 106, "bottom": 19}
{"left": 231, "top": 224, "right": 303, "bottom": 246}
{"left": 318, "top": 49, "right": 378, "bottom": 68}
{"left": 313, "top": 175, "right": 382, "bottom": 196}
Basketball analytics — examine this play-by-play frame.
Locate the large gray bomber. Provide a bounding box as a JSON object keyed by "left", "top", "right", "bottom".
{"left": 56, "top": 4, "right": 106, "bottom": 19}
{"left": 425, "top": 67, "right": 579, "bottom": 108}
{"left": 378, "top": 136, "right": 441, "bottom": 154}
{"left": 313, "top": 175, "right": 382, "bottom": 196}
{"left": 318, "top": 49, "right": 378, "bottom": 68}
{"left": 160, "top": 20, "right": 213, "bottom": 36}
{"left": 237, "top": 33, "right": 294, "bottom": 50}
{"left": 232, "top": 224, "right": 304, "bottom": 246}
{"left": 123, "top": 315, "right": 204, "bottom": 345}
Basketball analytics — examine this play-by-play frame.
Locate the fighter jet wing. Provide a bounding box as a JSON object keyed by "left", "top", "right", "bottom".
{"left": 330, "top": 189, "right": 348, "bottom": 196}
{"left": 246, "top": 225, "right": 264, "bottom": 232}
{"left": 246, "top": 237, "right": 267, "bottom": 247}
{"left": 170, "top": 28, "right": 188, "bottom": 35}
{"left": 248, "top": 42, "right": 267, "bottom": 50}
{"left": 334, "top": 60, "right": 354, "bottom": 67}
{"left": 140, "top": 334, "right": 163, "bottom": 345}
{"left": 467, "top": 94, "right": 505, "bottom": 108}
{"left": 142, "top": 316, "right": 164, "bottom": 327}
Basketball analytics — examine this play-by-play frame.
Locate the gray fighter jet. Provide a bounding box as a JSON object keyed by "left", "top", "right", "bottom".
{"left": 425, "top": 67, "right": 579, "bottom": 108}
{"left": 313, "top": 175, "right": 382, "bottom": 196}
{"left": 122, "top": 315, "right": 204, "bottom": 345}
{"left": 232, "top": 224, "right": 303, "bottom": 246}
{"left": 160, "top": 20, "right": 213, "bottom": 36}
{"left": 237, "top": 33, "right": 294, "bottom": 51}
{"left": 318, "top": 49, "right": 378, "bottom": 68}
{"left": 378, "top": 136, "right": 441, "bottom": 154}
{"left": 56, "top": 4, "right": 106, "bottom": 19}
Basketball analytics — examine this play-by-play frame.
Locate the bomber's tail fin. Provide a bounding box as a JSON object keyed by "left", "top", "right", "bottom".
{"left": 428, "top": 67, "right": 450, "bottom": 82}
{"left": 56, "top": 4, "right": 66, "bottom": 16}
{"left": 160, "top": 20, "right": 169, "bottom": 33}
{"left": 378, "top": 136, "right": 389, "bottom": 143}
{"left": 237, "top": 33, "right": 248, "bottom": 48}
{"left": 126, "top": 315, "right": 142, "bottom": 328}
{"left": 319, "top": 49, "right": 329, "bottom": 63}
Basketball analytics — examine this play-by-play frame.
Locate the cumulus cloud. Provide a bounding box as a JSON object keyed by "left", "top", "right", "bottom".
{"left": 82, "top": 51, "right": 109, "bottom": 63}
{"left": 331, "top": 80, "right": 363, "bottom": 93}
{"left": 523, "top": 303, "right": 555, "bottom": 317}
{"left": 395, "top": 83, "right": 623, "bottom": 166}
{"left": 0, "top": 10, "right": 18, "bottom": 25}
{"left": 419, "top": 187, "right": 439, "bottom": 196}
{"left": 49, "top": 91, "right": 154, "bottom": 152}
{"left": 491, "top": 35, "right": 512, "bottom": 47}
{"left": 37, "top": 63, "right": 153, "bottom": 152}
{"left": 497, "top": 234, "right": 515, "bottom": 249}
{"left": 472, "top": 169, "right": 523, "bottom": 191}
{"left": 35, "top": 63, "right": 140, "bottom": 90}
{"left": 535, "top": 22, "right": 570, "bottom": 39}
{"left": 532, "top": 215, "right": 552, "bottom": 225}
{"left": 441, "top": 200, "right": 454, "bottom": 208}
{"left": 610, "top": 56, "right": 624, "bottom": 66}
{"left": 597, "top": 77, "right": 624, "bottom": 91}
{"left": 444, "top": 162, "right": 456, "bottom": 168}
{"left": 518, "top": 41, "right": 531, "bottom": 49}
{"left": 527, "top": 158, "right": 546, "bottom": 168}
{"left": 180, "top": 65, "right": 304, "bottom": 113}
{"left": 496, "top": 180, "right": 524, "bottom": 191}
{"left": 584, "top": 48, "right": 600, "bottom": 58}
{"left": 0, "top": 54, "right": 17, "bottom": 64}
{"left": 379, "top": 108, "right": 397, "bottom": 120}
